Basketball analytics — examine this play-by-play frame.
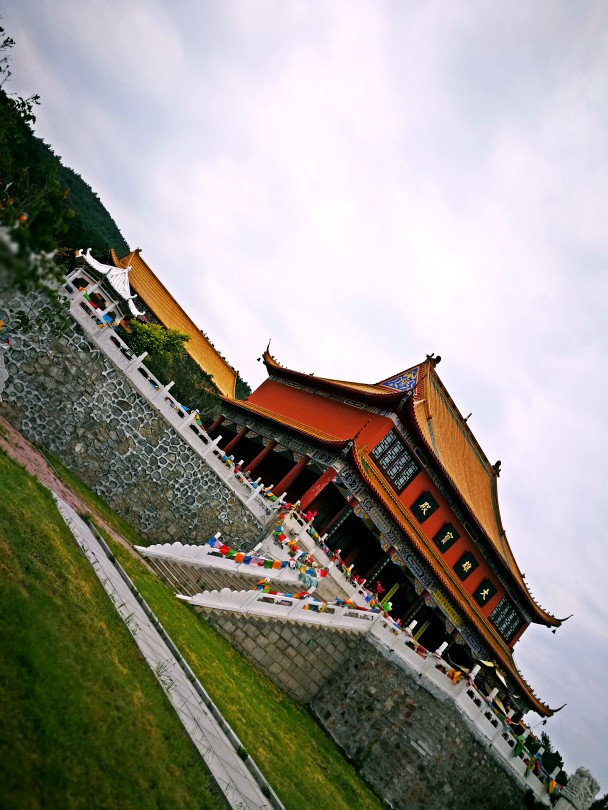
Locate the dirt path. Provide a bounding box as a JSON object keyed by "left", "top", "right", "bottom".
{"left": 0, "top": 414, "right": 139, "bottom": 558}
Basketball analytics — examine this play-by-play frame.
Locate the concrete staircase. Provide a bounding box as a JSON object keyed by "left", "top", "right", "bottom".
{"left": 137, "top": 541, "right": 305, "bottom": 596}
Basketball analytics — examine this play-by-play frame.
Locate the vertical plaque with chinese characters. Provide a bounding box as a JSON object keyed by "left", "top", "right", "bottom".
{"left": 454, "top": 551, "right": 479, "bottom": 580}
{"left": 473, "top": 579, "right": 497, "bottom": 606}
{"left": 432, "top": 522, "right": 460, "bottom": 552}
{"left": 489, "top": 598, "right": 525, "bottom": 643}
{"left": 411, "top": 491, "right": 439, "bottom": 523}
{"left": 371, "top": 430, "right": 420, "bottom": 494}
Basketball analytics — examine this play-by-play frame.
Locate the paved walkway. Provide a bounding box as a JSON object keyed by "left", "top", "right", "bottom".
{"left": 0, "top": 416, "right": 281, "bottom": 810}
{"left": 54, "top": 496, "right": 278, "bottom": 810}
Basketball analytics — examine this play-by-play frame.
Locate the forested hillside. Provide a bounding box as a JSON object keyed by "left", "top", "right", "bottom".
{"left": 0, "top": 86, "right": 129, "bottom": 261}
{"left": 57, "top": 160, "right": 129, "bottom": 256}
{"left": 0, "top": 25, "right": 128, "bottom": 292}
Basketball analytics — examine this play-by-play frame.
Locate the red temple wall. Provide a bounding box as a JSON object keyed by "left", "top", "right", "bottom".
{"left": 387, "top": 461, "right": 529, "bottom": 646}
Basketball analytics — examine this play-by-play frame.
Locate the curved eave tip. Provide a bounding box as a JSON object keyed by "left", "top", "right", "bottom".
{"left": 545, "top": 612, "right": 572, "bottom": 628}
{"left": 550, "top": 703, "right": 567, "bottom": 714}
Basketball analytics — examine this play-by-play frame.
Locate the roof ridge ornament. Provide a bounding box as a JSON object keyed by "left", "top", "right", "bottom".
{"left": 426, "top": 353, "right": 441, "bottom": 367}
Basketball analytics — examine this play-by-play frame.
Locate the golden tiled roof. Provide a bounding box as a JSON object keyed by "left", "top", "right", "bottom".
{"left": 257, "top": 348, "right": 560, "bottom": 627}
{"left": 410, "top": 360, "right": 559, "bottom": 627}
{"left": 110, "top": 249, "right": 237, "bottom": 397}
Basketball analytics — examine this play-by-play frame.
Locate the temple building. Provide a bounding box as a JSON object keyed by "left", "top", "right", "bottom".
{"left": 212, "top": 348, "right": 565, "bottom": 717}
{"left": 109, "top": 248, "right": 237, "bottom": 397}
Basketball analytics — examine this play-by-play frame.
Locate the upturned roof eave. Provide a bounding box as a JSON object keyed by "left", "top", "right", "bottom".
{"left": 405, "top": 393, "right": 561, "bottom": 628}
{"left": 221, "top": 395, "right": 352, "bottom": 448}
{"left": 262, "top": 349, "right": 405, "bottom": 405}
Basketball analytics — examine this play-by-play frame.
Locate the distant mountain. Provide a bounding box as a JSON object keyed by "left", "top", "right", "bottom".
{"left": 0, "top": 87, "right": 129, "bottom": 258}
{"left": 57, "top": 161, "right": 129, "bottom": 256}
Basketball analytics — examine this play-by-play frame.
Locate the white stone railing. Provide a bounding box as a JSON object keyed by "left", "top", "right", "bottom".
{"left": 137, "top": 540, "right": 306, "bottom": 590}
{"left": 64, "top": 279, "right": 282, "bottom": 524}
{"left": 178, "top": 585, "right": 554, "bottom": 805}
{"left": 265, "top": 511, "right": 377, "bottom": 607}
{"left": 178, "top": 587, "right": 381, "bottom": 631}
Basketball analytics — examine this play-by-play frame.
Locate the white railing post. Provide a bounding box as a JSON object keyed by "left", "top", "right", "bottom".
{"left": 66, "top": 268, "right": 81, "bottom": 283}
{"left": 99, "top": 302, "right": 117, "bottom": 318}
{"left": 202, "top": 435, "right": 222, "bottom": 459}
{"left": 287, "top": 599, "right": 305, "bottom": 618}
{"left": 242, "top": 590, "right": 263, "bottom": 611}
{"left": 179, "top": 409, "right": 200, "bottom": 430}
{"left": 152, "top": 380, "right": 175, "bottom": 401}
{"left": 95, "top": 324, "right": 117, "bottom": 346}
{"left": 72, "top": 281, "right": 101, "bottom": 304}
{"left": 246, "top": 485, "right": 263, "bottom": 506}
{"left": 125, "top": 351, "right": 148, "bottom": 372}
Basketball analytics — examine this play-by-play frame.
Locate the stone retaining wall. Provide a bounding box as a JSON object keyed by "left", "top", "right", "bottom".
{"left": 0, "top": 292, "right": 263, "bottom": 548}
{"left": 205, "top": 611, "right": 360, "bottom": 702}
{"left": 311, "top": 643, "right": 528, "bottom": 810}
{"left": 204, "top": 609, "right": 533, "bottom": 810}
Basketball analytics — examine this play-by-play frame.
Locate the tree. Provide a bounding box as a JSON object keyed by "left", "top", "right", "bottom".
{"left": 235, "top": 375, "right": 251, "bottom": 400}
{"left": 538, "top": 730, "right": 567, "bottom": 786}
{"left": 0, "top": 25, "right": 128, "bottom": 295}
{"left": 117, "top": 320, "right": 221, "bottom": 418}
{"left": 123, "top": 320, "right": 190, "bottom": 358}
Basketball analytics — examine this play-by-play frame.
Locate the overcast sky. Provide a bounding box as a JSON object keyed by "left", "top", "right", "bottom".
{"left": 5, "top": 0, "right": 608, "bottom": 790}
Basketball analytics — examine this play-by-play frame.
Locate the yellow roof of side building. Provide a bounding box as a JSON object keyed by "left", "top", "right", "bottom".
{"left": 110, "top": 249, "right": 237, "bottom": 398}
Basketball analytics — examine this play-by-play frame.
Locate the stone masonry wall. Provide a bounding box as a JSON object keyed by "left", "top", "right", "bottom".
{"left": 204, "top": 609, "right": 531, "bottom": 810}
{"left": 311, "top": 643, "right": 528, "bottom": 810}
{"left": 204, "top": 611, "right": 361, "bottom": 703}
{"left": 0, "top": 293, "right": 263, "bottom": 548}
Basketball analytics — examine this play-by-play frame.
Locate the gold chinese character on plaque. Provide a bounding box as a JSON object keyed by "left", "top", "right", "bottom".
{"left": 461, "top": 561, "right": 473, "bottom": 573}
{"left": 419, "top": 501, "right": 432, "bottom": 515}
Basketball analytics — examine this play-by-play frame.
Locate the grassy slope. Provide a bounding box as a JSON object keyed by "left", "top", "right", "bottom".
{"left": 0, "top": 450, "right": 224, "bottom": 810}
{"left": 41, "top": 450, "right": 384, "bottom": 810}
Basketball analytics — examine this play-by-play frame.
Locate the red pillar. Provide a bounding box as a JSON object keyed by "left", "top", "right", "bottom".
{"left": 245, "top": 439, "right": 277, "bottom": 475}
{"left": 272, "top": 454, "right": 310, "bottom": 499}
{"left": 299, "top": 467, "right": 337, "bottom": 511}
{"left": 223, "top": 426, "right": 248, "bottom": 454}
{"left": 208, "top": 414, "right": 225, "bottom": 435}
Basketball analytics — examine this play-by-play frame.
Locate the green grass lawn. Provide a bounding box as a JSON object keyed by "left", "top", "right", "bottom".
{"left": 98, "top": 527, "right": 384, "bottom": 810}
{"left": 0, "top": 450, "right": 224, "bottom": 810}
{"left": 38, "top": 447, "right": 384, "bottom": 809}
